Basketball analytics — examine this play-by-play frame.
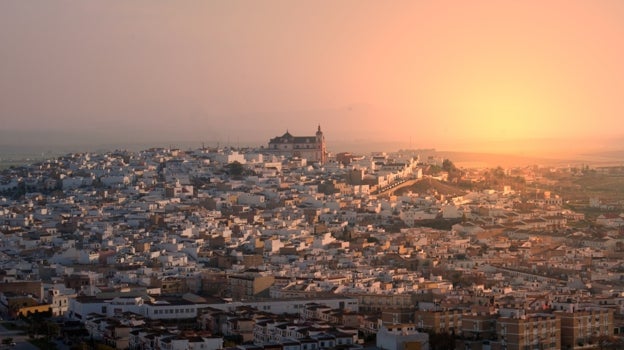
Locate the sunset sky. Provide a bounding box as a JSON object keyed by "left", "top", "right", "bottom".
{"left": 1, "top": 1, "right": 623, "bottom": 155}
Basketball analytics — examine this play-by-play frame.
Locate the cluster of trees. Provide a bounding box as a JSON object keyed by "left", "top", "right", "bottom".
{"left": 225, "top": 161, "right": 257, "bottom": 178}
{"left": 424, "top": 159, "right": 463, "bottom": 183}
{"left": 481, "top": 166, "right": 525, "bottom": 189}
{"left": 442, "top": 159, "right": 463, "bottom": 182}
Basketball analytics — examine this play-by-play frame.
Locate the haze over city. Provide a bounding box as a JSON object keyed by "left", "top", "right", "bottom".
{"left": 1, "top": 1, "right": 624, "bottom": 160}
{"left": 6, "top": 3, "right": 624, "bottom": 350}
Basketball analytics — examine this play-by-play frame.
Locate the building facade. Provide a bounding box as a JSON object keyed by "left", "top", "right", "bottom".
{"left": 414, "top": 309, "right": 463, "bottom": 335}
{"left": 376, "top": 323, "right": 430, "bottom": 350}
{"left": 497, "top": 314, "right": 561, "bottom": 350}
{"left": 555, "top": 308, "right": 614, "bottom": 350}
{"left": 267, "top": 125, "right": 326, "bottom": 164}
{"left": 229, "top": 273, "right": 276, "bottom": 301}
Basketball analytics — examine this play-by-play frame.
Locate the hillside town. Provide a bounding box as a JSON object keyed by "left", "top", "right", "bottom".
{"left": 0, "top": 129, "right": 624, "bottom": 350}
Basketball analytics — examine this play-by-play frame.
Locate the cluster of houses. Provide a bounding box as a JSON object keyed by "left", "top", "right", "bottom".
{"left": 1, "top": 143, "right": 624, "bottom": 349}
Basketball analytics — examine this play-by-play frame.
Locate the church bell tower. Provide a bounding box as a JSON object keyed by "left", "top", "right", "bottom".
{"left": 316, "top": 124, "right": 326, "bottom": 164}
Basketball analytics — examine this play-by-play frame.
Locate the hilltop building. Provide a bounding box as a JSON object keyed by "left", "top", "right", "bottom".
{"left": 267, "top": 125, "right": 326, "bottom": 164}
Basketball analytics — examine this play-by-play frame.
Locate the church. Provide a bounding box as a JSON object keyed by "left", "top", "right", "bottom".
{"left": 267, "top": 125, "right": 327, "bottom": 164}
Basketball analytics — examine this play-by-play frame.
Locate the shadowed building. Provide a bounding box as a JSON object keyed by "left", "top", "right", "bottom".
{"left": 555, "top": 308, "right": 614, "bottom": 350}
{"left": 229, "top": 271, "right": 275, "bottom": 301}
{"left": 497, "top": 314, "right": 560, "bottom": 350}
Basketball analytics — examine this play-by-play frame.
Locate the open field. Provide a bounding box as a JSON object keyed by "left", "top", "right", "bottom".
{"left": 573, "top": 175, "right": 624, "bottom": 195}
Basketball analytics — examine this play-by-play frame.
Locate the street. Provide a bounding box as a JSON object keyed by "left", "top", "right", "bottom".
{"left": 0, "top": 322, "right": 46, "bottom": 350}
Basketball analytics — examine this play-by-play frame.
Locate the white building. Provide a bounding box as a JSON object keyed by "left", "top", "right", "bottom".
{"left": 68, "top": 296, "right": 205, "bottom": 321}
{"left": 376, "top": 323, "right": 429, "bottom": 350}
{"left": 45, "top": 283, "right": 77, "bottom": 316}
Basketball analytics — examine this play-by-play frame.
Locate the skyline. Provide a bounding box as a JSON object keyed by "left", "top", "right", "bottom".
{"left": 1, "top": 1, "right": 624, "bottom": 157}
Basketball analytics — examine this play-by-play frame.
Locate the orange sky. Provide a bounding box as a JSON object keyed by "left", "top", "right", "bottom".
{"left": 1, "top": 1, "right": 623, "bottom": 154}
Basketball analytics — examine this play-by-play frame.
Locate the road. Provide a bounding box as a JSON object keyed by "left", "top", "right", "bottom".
{"left": 0, "top": 322, "right": 38, "bottom": 350}
{"left": 375, "top": 178, "right": 418, "bottom": 197}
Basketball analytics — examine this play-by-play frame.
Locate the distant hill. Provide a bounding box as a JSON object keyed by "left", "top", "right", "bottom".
{"left": 430, "top": 150, "right": 624, "bottom": 169}
{"left": 429, "top": 151, "right": 566, "bottom": 168}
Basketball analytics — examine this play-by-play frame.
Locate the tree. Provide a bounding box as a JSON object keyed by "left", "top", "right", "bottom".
{"left": 442, "top": 159, "right": 455, "bottom": 173}
{"left": 45, "top": 321, "right": 61, "bottom": 339}
{"left": 442, "top": 159, "right": 463, "bottom": 182}
{"left": 71, "top": 342, "right": 90, "bottom": 350}
{"left": 428, "top": 331, "right": 456, "bottom": 350}
{"left": 226, "top": 161, "right": 244, "bottom": 176}
{"left": 450, "top": 271, "right": 463, "bottom": 286}
{"left": 493, "top": 166, "right": 505, "bottom": 178}
{"left": 366, "top": 236, "right": 379, "bottom": 243}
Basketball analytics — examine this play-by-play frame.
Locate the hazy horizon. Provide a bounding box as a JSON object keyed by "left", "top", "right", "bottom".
{"left": 2, "top": 127, "right": 623, "bottom": 169}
